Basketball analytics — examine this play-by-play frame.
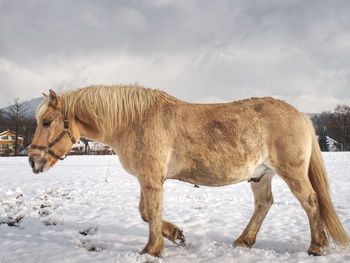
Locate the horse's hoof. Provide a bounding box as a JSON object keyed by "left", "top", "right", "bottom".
{"left": 176, "top": 230, "right": 186, "bottom": 247}
{"left": 140, "top": 247, "right": 163, "bottom": 257}
{"left": 308, "top": 250, "right": 322, "bottom": 256}
{"left": 233, "top": 238, "right": 255, "bottom": 248}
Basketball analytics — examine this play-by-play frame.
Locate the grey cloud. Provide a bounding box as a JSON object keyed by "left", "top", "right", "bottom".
{"left": 1, "top": 0, "right": 350, "bottom": 112}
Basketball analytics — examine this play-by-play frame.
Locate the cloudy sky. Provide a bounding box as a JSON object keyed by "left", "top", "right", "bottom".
{"left": 1, "top": 0, "right": 350, "bottom": 112}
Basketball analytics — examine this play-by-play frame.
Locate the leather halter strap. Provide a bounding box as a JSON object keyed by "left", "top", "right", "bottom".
{"left": 30, "top": 117, "right": 76, "bottom": 160}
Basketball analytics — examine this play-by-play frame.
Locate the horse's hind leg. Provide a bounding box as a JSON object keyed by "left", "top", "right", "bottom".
{"left": 278, "top": 168, "right": 327, "bottom": 256}
{"left": 139, "top": 188, "right": 186, "bottom": 247}
{"left": 234, "top": 172, "right": 274, "bottom": 248}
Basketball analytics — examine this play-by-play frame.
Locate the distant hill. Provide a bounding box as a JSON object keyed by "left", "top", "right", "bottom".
{"left": 305, "top": 113, "right": 317, "bottom": 118}
{"left": 1, "top": 97, "right": 44, "bottom": 120}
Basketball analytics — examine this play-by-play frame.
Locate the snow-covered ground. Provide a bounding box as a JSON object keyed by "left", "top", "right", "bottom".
{"left": 1, "top": 153, "right": 350, "bottom": 263}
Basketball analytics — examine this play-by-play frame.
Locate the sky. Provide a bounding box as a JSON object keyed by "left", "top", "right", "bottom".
{"left": 1, "top": 0, "right": 350, "bottom": 113}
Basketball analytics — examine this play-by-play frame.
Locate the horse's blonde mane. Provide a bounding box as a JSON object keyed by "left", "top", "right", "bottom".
{"left": 36, "top": 84, "right": 177, "bottom": 137}
{"left": 62, "top": 84, "right": 176, "bottom": 135}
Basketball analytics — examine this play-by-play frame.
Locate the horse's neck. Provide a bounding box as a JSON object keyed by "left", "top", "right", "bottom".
{"left": 73, "top": 108, "right": 129, "bottom": 146}
{"left": 70, "top": 87, "right": 167, "bottom": 145}
{"left": 74, "top": 115, "right": 102, "bottom": 143}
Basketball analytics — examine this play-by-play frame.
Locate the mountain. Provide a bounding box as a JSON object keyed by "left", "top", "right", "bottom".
{"left": 1, "top": 97, "right": 44, "bottom": 120}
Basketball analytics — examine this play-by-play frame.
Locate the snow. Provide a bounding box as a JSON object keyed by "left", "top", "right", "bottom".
{"left": 1, "top": 153, "right": 350, "bottom": 263}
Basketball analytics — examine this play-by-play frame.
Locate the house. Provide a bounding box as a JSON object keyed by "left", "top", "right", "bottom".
{"left": 88, "top": 141, "right": 114, "bottom": 155}
{"left": 70, "top": 139, "right": 88, "bottom": 154}
{"left": 70, "top": 139, "right": 114, "bottom": 155}
{"left": 0, "top": 129, "right": 24, "bottom": 155}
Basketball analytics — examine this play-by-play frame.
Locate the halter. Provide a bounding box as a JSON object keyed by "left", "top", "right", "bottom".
{"left": 30, "top": 116, "right": 76, "bottom": 160}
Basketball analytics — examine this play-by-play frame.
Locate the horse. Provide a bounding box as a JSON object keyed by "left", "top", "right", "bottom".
{"left": 28, "top": 84, "right": 349, "bottom": 257}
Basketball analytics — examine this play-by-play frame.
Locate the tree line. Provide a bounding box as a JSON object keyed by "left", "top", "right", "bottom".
{"left": 311, "top": 104, "right": 350, "bottom": 151}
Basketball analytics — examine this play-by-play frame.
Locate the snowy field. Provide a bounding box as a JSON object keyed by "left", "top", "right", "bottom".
{"left": 1, "top": 153, "right": 350, "bottom": 263}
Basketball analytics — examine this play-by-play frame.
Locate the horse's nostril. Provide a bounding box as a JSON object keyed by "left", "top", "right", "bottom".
{"left": 29, "top": 158, "right": 35, "bottom": 168}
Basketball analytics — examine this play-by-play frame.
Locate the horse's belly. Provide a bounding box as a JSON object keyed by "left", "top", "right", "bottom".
{"left": 167, "top": 160, "right": 249, "bottom": 187}
{"left": 164, "top": 143, "right": 262, "bottom": 186}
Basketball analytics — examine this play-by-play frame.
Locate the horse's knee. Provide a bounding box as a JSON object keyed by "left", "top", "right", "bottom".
{"left": 139, "top": 198, "right": 148, "bottom": 222}
{"left": 140, "top": 211, "right": 148, "bottom": 222}
{"left": 256, "top": 194, "right": 274, "bottom": 209}
{"left": 252, "top": 184, "right": 274, "bottom": 210}
{"left": 268, "top": 195, "right": 274, "bottom": 206}
{"left": 291, "top": 185, "right": 318, "bottom": 211}
{"left": 306, "top": 192, "right": 318, "bottom": 209}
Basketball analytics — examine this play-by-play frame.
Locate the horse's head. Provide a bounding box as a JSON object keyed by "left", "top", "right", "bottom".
{"left": 28, "top": 90, "right": 77, "bottom": 174}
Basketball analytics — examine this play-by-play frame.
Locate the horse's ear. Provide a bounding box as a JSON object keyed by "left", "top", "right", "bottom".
{"left": 42, "top": 93, "right": 49, "bottom": 99}
{"left": 49, "top": 89, "right": 63, "bottom": 109}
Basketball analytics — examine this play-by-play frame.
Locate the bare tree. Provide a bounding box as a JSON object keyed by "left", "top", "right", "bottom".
{"left": 0, "top": 108, "right": 7, "bottom": 130}
{"left": 5, "top": 98, "right": 26, "bottom": 155}
{"left": 312, "top": 105, "right": 350, "bottom": 151}
{"left": 334, "top": 104, "right": 350, "bottom": 151}
{"left": 22, "top": 117, "right": 37, "bottom": 149}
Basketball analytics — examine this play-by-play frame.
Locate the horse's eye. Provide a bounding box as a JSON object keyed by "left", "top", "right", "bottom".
{"left": 43, "top": 120, "right": 52, "bottom": 127}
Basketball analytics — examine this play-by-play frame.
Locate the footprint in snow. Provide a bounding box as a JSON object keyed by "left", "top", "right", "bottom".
{"left": 78, "top": 238, "right": 105, "bottom": 252}
{"left": 0, "top": 194, "right": 26, "bottom": 227}
{"left": 79, "top": 226, "right": 98, "bottom": 236}
{"left": 78, "top": 226, "right": 104, "bottom": 252}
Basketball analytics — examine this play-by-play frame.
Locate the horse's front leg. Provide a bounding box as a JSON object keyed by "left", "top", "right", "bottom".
{"left": 138, "top": 179, "right": 164, "bottom": 257}
{"left": 139, "top": 189, "right": 186, "bottom": 248}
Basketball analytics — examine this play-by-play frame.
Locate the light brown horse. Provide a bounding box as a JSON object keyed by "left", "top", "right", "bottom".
{"left": 28, "top": 84, "right": 349, "bottom": 257}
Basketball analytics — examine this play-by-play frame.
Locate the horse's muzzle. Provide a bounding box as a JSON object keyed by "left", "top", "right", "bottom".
{"left": 28, "top": 154, "right": 48, "bottom": 174}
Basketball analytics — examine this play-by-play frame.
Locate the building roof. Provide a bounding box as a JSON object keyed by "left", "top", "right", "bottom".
{"left": 0, "top": 129, "right": 24, "bottom": 139}
{"left": 0, "top": 129, "right": 13, "bottom": 136}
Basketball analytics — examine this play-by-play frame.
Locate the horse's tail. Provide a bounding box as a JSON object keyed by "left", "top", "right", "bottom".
{"left": 304, "top": 115, "right": 349, "bottom": 247}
